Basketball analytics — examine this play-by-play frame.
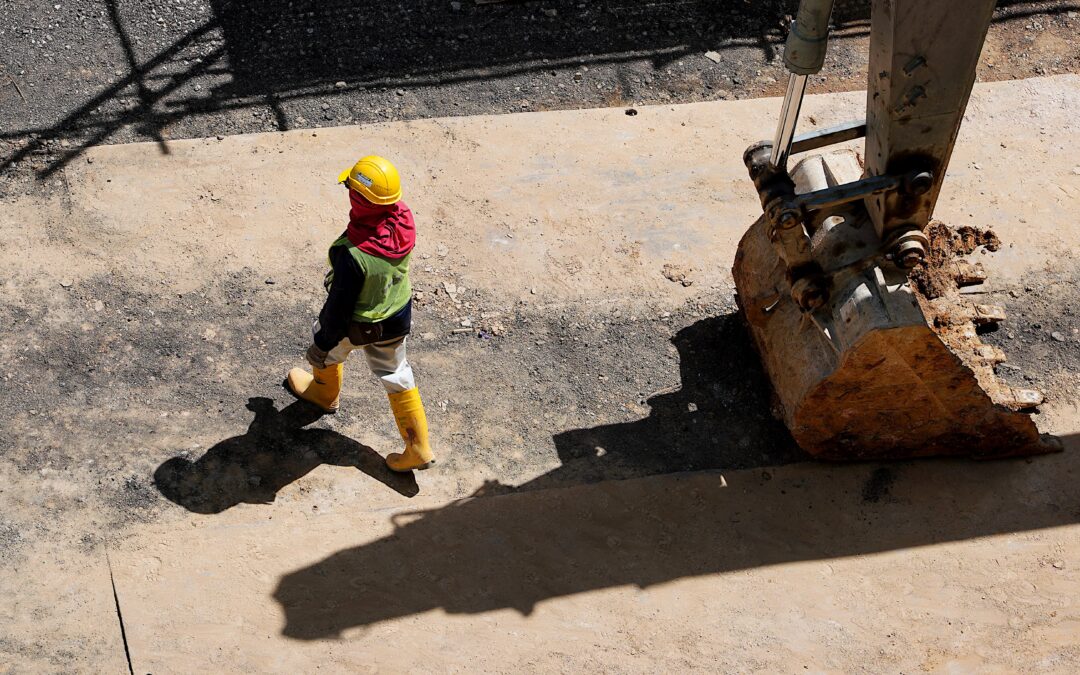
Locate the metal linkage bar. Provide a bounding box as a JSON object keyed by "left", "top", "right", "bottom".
{"left": 789, "top": 119, "right": 867, "bottom": 156}
{"left": 793, "top": 173, "right": 902, "bottom": 213}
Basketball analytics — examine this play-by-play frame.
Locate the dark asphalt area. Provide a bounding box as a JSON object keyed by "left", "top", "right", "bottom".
{"left": 1, "top": 0, "right": 1078, "bottom": 194}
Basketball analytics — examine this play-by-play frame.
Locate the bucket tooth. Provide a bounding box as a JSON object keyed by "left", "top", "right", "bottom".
{"left": 973, "top": 344, "right": 1007, "bottom": 364}
{"left": 953, "top": 260, "right": 987, "bottom": 287}
{"left": 1002, "top": 388, "right": 1046, "bottom": 411}
{"left": 971, "top": 304, "right": 1007, "bottom": 326}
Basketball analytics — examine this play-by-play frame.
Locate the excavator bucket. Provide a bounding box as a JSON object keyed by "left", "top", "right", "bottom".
{"left": 732, "top": 151, "right": 1053, "bottom": 460}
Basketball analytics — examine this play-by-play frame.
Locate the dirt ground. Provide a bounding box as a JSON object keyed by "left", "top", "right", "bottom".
{"left": 0, "top": 74, "right": 1078, "bottom": 672}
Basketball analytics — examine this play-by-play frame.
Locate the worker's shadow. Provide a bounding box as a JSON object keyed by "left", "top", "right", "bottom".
{"left": 154, "top": 397, "right": 417, "bottom": 514}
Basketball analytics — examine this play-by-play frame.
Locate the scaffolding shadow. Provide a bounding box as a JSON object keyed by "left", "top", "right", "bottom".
{"left": 3, "top": 0, "right": 1071, "bottom": 178}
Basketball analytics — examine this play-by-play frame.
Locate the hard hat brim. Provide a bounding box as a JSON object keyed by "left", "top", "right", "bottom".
{"left": 354, "top": 185, "right": 402, "bottom": 205}
{"left": 337, "top": 168, "right": 351, "bottom": 184}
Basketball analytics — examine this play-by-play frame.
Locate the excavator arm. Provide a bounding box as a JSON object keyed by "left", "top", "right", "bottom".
{"left": 732, "top": 0, "right": 1054, "bottom": 459}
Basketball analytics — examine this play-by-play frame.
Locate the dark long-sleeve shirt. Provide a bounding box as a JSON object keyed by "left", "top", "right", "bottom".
{"left": 313, "top": 245, "right": 364, "bottom": 351}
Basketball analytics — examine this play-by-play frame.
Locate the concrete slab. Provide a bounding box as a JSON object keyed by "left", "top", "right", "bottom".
{"left": 113, "top": 456, "right": 1080, "bottom": 673}
{"left": 0, "top": 545, "right": 128, "bottom": 674}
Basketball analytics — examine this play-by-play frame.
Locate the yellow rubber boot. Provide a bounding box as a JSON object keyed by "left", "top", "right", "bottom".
{"left": 286, "top": 364, "right": 343, "bottom": 413}
{"left": 386, "top": 387, "right": 435, "bottom": 472}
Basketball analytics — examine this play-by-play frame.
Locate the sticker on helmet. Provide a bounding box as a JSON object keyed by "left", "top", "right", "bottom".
{"left": 356, "top": 172, "right": 374, "bottom": 187}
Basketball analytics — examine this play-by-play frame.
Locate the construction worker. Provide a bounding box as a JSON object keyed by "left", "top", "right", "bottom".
{"left": 285, "top": 155, "right": 435, "bottom": 472}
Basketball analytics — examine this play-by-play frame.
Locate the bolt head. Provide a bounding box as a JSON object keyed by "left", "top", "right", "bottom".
{"left": 894, "top": 241, "right": 926, "bottom": 269}
{"left": 899, "top": 251, "right": 923, "bottom": 268}
{"left": 909, "top": 171, "right": 934, "bottom": 196}
{"left": 778, "top": 210, "right": 800, "bottom": 229}
{"left": 791, "top": 276, "right": 827, "bottom": 311}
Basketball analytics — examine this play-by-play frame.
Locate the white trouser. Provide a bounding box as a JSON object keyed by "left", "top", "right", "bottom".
{"left": 323, "top": 335, "right": 416, "bottom": 394}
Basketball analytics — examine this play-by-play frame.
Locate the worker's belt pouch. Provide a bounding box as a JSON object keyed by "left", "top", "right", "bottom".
{"left": 348, "top": 321, "right": 384, "bottom": 346}
{"left": 348, "top": 301, "right": 412, "bottom": 346}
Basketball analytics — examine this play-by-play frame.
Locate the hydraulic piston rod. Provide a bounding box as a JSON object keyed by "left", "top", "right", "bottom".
{"left": 769, "top": 0, "right": 836, "bottom": 168}
{"left": 770, "top": 74, "right": 809, "bottom": 168}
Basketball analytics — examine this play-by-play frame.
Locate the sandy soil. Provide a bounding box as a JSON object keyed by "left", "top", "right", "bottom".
{"left": 0, "top": 76, "right": 1078, "bottom": 672}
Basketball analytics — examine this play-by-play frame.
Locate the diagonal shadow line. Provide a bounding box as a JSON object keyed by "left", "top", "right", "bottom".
{"left": 994, "top": 0, "right": 1080, "bottom": 16}
{"left": 106, "top": 0, "right": 168, "bottom": 153}
{"left": 33, "top": 46, "right": 228, "bottom": 178}
{"left": 267, "top": 94, "right": 289, "bottom": 132}
{"left": 0, "top": 45, "right": 708, "bottom": 149}
{"left": 0, "top": 14, "right": 858, "bottom": 172}
{"left": 0, "top": 19, "right": 221, "bottom": 176}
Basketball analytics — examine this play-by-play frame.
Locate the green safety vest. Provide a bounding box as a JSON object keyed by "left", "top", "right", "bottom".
{"left": 326, "top": 236, "right": 412, "bottom": 323}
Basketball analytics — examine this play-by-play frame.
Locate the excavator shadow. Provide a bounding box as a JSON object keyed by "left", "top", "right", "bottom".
{"left": 273, "top": 433, "right": 1079, "bottom": 640}
{"left": 535, "top": 313, "right": 804, "bottom": 490}
{"left": 154, "top": 397, "right": 418, "bottom": 513}
{"left": 271, "top": 315, "right": 1079, "bottom": 640}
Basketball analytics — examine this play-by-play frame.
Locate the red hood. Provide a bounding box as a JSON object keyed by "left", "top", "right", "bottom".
{"left": 345, "top": 191, "right": 416, "bottom": 260}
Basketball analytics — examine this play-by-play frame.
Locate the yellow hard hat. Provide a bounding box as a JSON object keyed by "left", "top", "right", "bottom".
{"left": 337, "top": 155, "right": 402, "bottom": 205}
